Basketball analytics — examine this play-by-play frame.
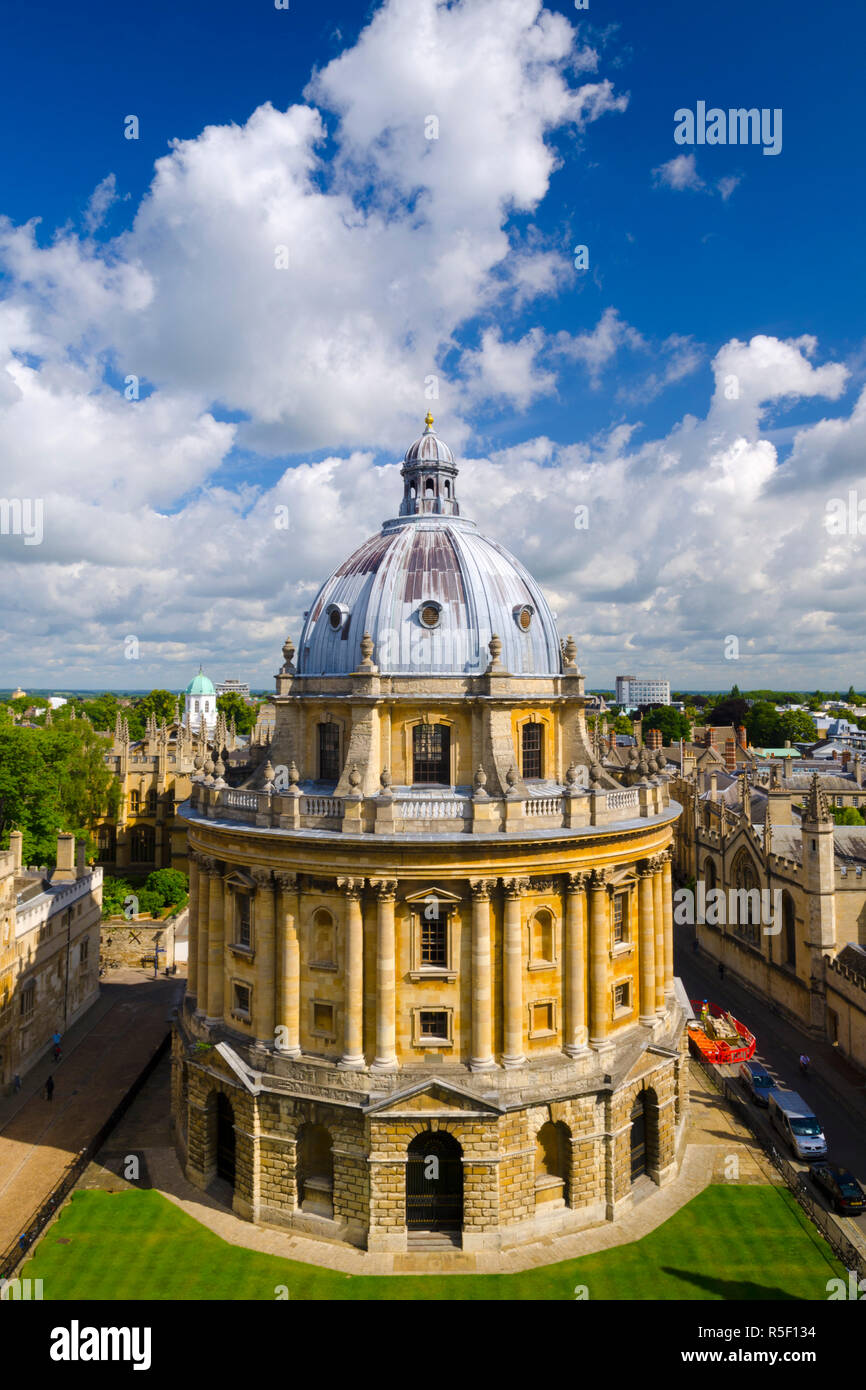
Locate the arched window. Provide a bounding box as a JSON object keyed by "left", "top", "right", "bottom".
{"left": 296, "top": 1123, "right": 333, "bottom": 1217}
{"left": 146, "top": 789, "right": 157, "bottom": 817}
{"left": 97, "top": 824, "right": 115, "bottom": 861}
{"left": 318, "top": 723, "right": 340, "bottom": 782}
{"left": 529, "top": 909, "right": 555, "bottom": 964}
{"left": 521, "top": 722, "right": 543, "bottom": 779}
{"left": 783, "top": 892, "right": 797, "bottom": 966}
{"left": 413, "top": 723, "right": 450, "bottom": 785}
{"left": 406, "top": 1130, "right": 463, "bottom": 1233}
{"left": 535, "top": 1120, "right": 570, "bottom": 1207}
{"left": 444, "top": 479, "right": 451, "bottom": 498}
{"left": 194, "top": 700, "right": 199, "bottom": 713}
{"left": 130, "top": 825, "right": 155, "bottom": 863}
{"left": 311, "top": 908, "right": 336, "bottom": 966}
{"left": 704, "top": 857, "right": 716, "bottom": 892}
{"left": 425, "top": 477, "right": 435, "bottom": 496}
{"left": 732, "top": 851, "right": 761, "bottom": 943}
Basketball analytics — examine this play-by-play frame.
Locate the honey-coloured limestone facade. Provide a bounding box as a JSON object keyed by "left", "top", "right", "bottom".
{"left": 172, "top": 416, "right": 690, "bottom": 1252}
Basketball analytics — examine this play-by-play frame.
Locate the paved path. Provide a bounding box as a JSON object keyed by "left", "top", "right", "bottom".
{"left": 0, "top": 969, "right": 184, "bottom": 1253}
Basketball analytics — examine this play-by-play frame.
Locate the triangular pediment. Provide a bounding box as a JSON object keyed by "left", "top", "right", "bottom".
{"left": 224, "top": 868, "right": 256, "bottom": 891}
{"left": 403, "top": 885, "right": 464, "bottom": 906}
{"left": 364, "top": 1076, "right": 504, "bottom": 1117}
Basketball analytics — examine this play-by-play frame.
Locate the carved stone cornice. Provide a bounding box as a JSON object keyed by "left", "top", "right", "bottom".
{"left": 588, "top": 868, "right": 608, "bottom": 891}
{"left": 200, "top": 856, "right": 221, "bottom": 878}
{"left": 636, "top": 859, "right": 655, "bottom": 879}
{"left": 337, "top": 876, "right": 365, "bottom": 900}
{"left": 566, "top": 871, "right": 590, "bottom": 893}
{"left": 274, "top": 871, "right": 299, "bottom": 893}
{"left": 251, "top": 868, "right": 273, "bottom": 890}
{"left": 528, "top": 876, "right": 558, "bottom": 892}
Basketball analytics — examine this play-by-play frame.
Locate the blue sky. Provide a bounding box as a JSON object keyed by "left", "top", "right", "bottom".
{"left": 0, "top": 0, "right": 864, "bottom": 690}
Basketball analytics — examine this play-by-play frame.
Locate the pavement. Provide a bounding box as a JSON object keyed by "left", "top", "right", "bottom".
{"left": 0, "top": 968, "right": 184, "bottom": 1255}
{"left": 677, "top": 926, "right": 866, "bottom": 1242}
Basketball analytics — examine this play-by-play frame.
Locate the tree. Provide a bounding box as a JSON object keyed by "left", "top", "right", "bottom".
{"left": 134, "top": 689, "right": 177, "bottom": 727}
{"left": 730, "top": 684, "right": 741, "bottom": 698}
{"left": 744, "top": 701, "right": 783, "bottom": 747}
{"left": 145, "top": 868, "right": 188, "bottom": 908}
{"left": 778, "top": 710, "right": 818, "bottom": 744}
{"left": 216, "top": 691, "right": 258, "bottom": 736}
{"left": 707, "top": 697, "right": 749, "bottom": 728}
{"left": 611, "top": 714, "right": 634, "bottom": 735}
{"left": 0, "top": 721, "right": 118, "bottom": 864}
{"left": 831, "top": 806, "right": 865, "bottom": 826}
{"left": 642, "top": 707, "right": 690, "bottom": 742}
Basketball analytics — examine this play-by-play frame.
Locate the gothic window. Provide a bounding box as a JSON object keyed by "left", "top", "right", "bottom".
{"left": 130, "top": 825, "right": 155, "bottom": 862}
{"left": 521, "top": 722, "right": 543, "bottom": 779}
{"left": 783, "top": 892, "right": 797, "bottom": 966}
{"left": 20, "top": 981, "right": 35, "bottom": 1020}
{"left": 146, "top": 789, "right": 157, "bottom": 816}
{"left": 732, "top": 851, "right": 761, "bottom": 944}
{"left": 412, "top": 723, "right": 450, "bottom": 785}
{"left": 318, "top": 723, "right": 340, "bottom": 782}
{"left": 129, "top": 789, "right": 140, "bottom": 814}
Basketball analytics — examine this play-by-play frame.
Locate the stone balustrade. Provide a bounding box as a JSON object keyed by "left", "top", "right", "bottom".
{"left": 189, "top": 777, "right": 670, "bottom": 835}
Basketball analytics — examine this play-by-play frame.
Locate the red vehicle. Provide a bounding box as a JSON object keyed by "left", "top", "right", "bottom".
{"left": 687, "top": 999, "right": 756, "bottom": 1064}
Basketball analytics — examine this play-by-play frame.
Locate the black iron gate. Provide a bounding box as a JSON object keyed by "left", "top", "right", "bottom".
{"left": 406, "top": 1132, "right": 463, "bottom": 1230}
{"left": 216, "top": 1093, "right": 236, "bottom": 1187}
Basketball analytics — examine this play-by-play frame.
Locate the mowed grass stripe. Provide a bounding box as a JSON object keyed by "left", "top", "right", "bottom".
{"left": 21, "top": 1184, "right": 844, "bottom": 1301}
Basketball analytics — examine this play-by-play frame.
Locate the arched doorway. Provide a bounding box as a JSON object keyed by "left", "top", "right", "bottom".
{"left": 535, "top": 1120, "right": 570, "bottom": 1208}
{"left": 630, "top": 1093, "right": 647, "bottom": 1182}
{"left": 215, "top": 1092, "right": 235, "bottom": 1187}
{"left": 296, "top": 1123, "right": 333, "bottom": 1217}
{"left": 406, "top": 1131, "right": 463, "bottom": 1232}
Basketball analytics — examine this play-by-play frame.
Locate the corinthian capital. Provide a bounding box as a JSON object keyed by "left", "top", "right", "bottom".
{"left": 502, "top": 877, "right": 530, "bottom": 898}
{"left": 370, "top": 878, "right": 397, "bottom": 901}
{"left": 337, "top": 876, "right": 365, "bottom": 900}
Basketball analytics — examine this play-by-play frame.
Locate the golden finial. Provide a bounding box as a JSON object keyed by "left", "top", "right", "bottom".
{"left": 424, "top": 410, "right": 434, "bottom": 429}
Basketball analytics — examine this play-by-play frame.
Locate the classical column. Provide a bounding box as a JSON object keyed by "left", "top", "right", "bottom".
{"left": 501, "top": 878, "right": 528, "bottom": 1067}
{"left": 469, "top": 879, "right": 497, "bottom": 1071}
{"left": 652, "top": 857, "right": 665, "bottom": 1013}
{"left": 195, "top": 854, "right": 210, "bottom": 1016}
{"left": 588, "top": 870, "right": 611, "bottom": 1047}
{"left": 251, "top": 868, "right": 276, "bottom": 1045}
{"left": 187, "top": 851, "right": 199, "bottom": 1002}
{"left": 338, "top": 877, "right": 365, "bottom": 1069}
{"left": 371, "top": 880, "right": 398, "bottom": 1073}
{"left": 662, "top": 849, "right": 674, "bottom": 994}
{"left": 205, "top": 859, "right": 225, "bottom": 1022}
{"left": 275, "top": 873, "right": 301, "bottom": 1057}
{"left": 638, "top": 862, "right": 656, "bottom": 1026}
{"left": 564, "top": 872, "right": 589, "bottom": 1055}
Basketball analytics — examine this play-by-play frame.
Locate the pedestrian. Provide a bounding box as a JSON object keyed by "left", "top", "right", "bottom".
{"left": 52, "top": 1042, "right": 61, "bottom": 1062}
{"left": 44, "top": 1075, "right": 54, "bottom": 1101}
{"left": 18, "top": 1233, "right": 28, "bottom": 1253}
{"left": 718, "top": 961, "right": 725, "bottom": 980}
{"left": 13, "top": 1073, "right": 21, "bottom": 1093}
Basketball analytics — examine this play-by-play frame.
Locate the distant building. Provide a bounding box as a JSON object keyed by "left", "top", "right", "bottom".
{"left": 215, "top": 678, "right": 251, "bottom": 701}
{"left": 182, "top": 668, "right": 217, "bottom": 736}
{"left": 615, "top": 675, "right": 671, "bottom": 707}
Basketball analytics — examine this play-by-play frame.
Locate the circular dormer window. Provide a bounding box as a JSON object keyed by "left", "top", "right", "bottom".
{"left": 419, "top": 601, "right": 442, "bottom": 629}
{"left": 515, "top": 604, "right": 534, "bottom": 632}
{"left": 326, "top": 603, "right": 347, "bottom": 632}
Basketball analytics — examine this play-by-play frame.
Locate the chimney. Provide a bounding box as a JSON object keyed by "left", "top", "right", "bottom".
{"left": 855, "top": 753, "right": 863, "bottom": 788}
{"left": 842, "top": 750, "right": 850, "bottom": 771}
{"left": 76, "top": 839, "right": 86, "bottom": 878}
{"left": 633, "top": 716, "right": 642, "bottom": 748}
{"left": 771, "top": 762, "right": 781, "bottom": 789}
{"left": 725, "top": 739, "right": 737, "bottom": 772}
{"left": 8, "top": 829, "right": 23, "bottom": 871}
{"left": 646, "top": 727, "right": 662, "bottom": 750}
{"left": 737, "top": 724, "right": 747, "bottom": 751}
{"left": 54, "top": 832, "right": 76, "bottom": 883}
{"left": 709, "top": 771, "right": 718, "bottom": 799}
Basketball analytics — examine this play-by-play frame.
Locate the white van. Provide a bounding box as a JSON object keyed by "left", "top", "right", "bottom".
{"left": 768, "top": 1089, "right": 828, "bottom": 1161}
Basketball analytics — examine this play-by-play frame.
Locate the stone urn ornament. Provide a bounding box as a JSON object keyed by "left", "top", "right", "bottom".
{"left": 348, "top": 764, "right": 362, "bottom": 790}
{"left": 380, "top": 766, "right": 392, "bottom": 791}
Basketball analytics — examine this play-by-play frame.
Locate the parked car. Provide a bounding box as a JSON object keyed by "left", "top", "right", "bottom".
{"left": 768, "top": 1089, "right": 829, "bottom": 1160}
{"left": 738, "top": 1059, "right": 775, "bottom": 1107}
{"left": 809, "top": 1163, "right": 866, "bottom": 1215}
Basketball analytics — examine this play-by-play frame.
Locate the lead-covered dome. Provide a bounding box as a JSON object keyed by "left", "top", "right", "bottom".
{"left": 297, "top": 417, "right": 563, "bottom": 677}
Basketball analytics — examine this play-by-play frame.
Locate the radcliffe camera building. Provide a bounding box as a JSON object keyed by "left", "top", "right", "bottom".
{"left": 172, "top": 416, "right": 689, "bottom": 1252}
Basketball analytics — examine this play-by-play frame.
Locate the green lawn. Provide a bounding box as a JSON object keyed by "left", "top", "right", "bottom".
{"left": 21, "top": 1184, "right": 843, "bottom": 1301}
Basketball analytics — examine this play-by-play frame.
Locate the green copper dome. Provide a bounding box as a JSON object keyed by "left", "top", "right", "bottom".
{"left": 185, "top": 669, "right": 215, "bottom": 697}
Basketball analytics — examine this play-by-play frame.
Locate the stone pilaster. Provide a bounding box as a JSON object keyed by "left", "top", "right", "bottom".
{"left": 194, "top": 852, "right": 210, "bottom": 1017}
{"left": 370, "top": 880, "right": 398, "bottom": 1072}
{"left": 469, "top": 878, "right": 498, "bottom": 1071}
{"left": 637, "top": 863, "right": 656, "bottom": 1026}
{"left": 187, "top": 851, "right": 200, "bottom": 1002}
{"left": 565, "top": 872, "right": 590, "bottom": 1055}
{"left": 589, "top": 870, "right": 610, "bottom": 1047}
{"left": 204, "top": 858, "right": 225, "bottom": 1022}
{"left": 661, "top": 849, "right": 674, "bottom": 995}
{"left": 501, "top": 878, "right": 529, "bottom": 1067}
{"left": 275, "top": 873, "right": 301, "bottom": 1057}
{"left": 338, "top": 877, "right": 366, "bottom": 1069}
{"left": 251, "top": 868, "right": 276, "bottom": 1045}
{"left": 652, "top": 857, "right": 665, "bottom": 1014}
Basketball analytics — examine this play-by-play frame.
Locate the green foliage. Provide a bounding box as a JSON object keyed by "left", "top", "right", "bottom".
{"left": 778, "top": 709, "right": 817, "bottom": 743}
{"left": 611, "top": 714, "right": 634, "bottom": 735}
{"left": 831, "top": 806, "right": 865, "bottom": 826}
{"left": 0, "top": 721, "right": 119, "bottom": 865}
{"left": 80, "top": 693, "right": 121, "bottom": 733}
{"left": 145, "top": 868, "right": 188, "bottom": 908}
{"left": 216, "top": 691, "right": 257, "bottom": 736}
{"left": 642, "top": 706, "right": 690, "bottom": 742}
{"left": 134, "top": 690, "right": 178, "bottom": 727}
{"left": 102, "top": 875, "right": 136, "bottom": 918}
{"left": 708, "top": 697, "right": 749, "bottom": 728}
{"left": 136, "top": 888, "right": 165, "bottom": 917}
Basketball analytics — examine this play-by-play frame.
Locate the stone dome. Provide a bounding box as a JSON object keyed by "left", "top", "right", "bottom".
{"left": 297, "top": 417, "right": 563, "bottom": 677}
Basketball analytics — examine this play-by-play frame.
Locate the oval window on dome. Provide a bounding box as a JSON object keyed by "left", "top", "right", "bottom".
{"left": 326, "top": 603, "right": 348, "bottom": 632}
{"left": 515, "top": 604, "right": 534, "bottom": 632}
{"left": 419, "top": 602, "right": 442, "bottom": 629}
